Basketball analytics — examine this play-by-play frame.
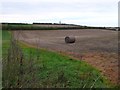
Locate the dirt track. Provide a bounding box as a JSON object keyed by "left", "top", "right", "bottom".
{"left": 13, "top": 29, "right": 119, "bottom": 84}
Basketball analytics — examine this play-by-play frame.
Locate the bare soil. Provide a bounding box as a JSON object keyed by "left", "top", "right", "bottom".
{"left": 13, "top": 29, "right": 119, "bottom": 84}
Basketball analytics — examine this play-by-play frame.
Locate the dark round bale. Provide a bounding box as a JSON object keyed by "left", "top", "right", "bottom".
{"left": 65, "top": 36, "right": 75, "bottom": 43}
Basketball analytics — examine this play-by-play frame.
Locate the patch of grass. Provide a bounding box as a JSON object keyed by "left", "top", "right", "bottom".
{"left": 20, "top": 45, "right": 110, "bottom": 88}
{"left": 2, "top": 30, "right": 11, "bottom": 40}
{"left": 0, "top": 30, "right": 2, "bottom": 52}
{"left": 2, "top": 30, "right": 110, "bottom": 88}
{"left": 2, "top": 30, "right": 11, "bottom": 56}
{"left": 0, "top": 29, "right": 2, "bottom": 89}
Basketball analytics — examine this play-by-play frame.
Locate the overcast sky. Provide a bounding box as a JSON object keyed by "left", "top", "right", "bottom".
{"left": 0, "top": 0, "right": 119, "bottom": 27}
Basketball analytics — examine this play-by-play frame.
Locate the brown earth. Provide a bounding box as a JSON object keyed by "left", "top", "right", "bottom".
{"left": 13, "top": 29, "right": 119, "bottom": 85}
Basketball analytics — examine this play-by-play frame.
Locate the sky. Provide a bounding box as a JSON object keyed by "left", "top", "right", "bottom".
{"left": 0, "top": 0, "right": 119, "bottom": 27}
{"left": 119, "top": 1, "right": 120, "bottom": 27}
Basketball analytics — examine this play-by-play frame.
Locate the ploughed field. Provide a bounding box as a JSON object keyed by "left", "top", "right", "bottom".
{"left": 13, "top": 29, "right": 119, "bottom": 84}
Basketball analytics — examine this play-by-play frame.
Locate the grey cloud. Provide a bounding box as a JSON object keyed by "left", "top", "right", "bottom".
{"left": 1, "top": 0, "right": 117, "bottom": 27}
{"left": 2, "top": 1, "right": 117, "bottom": 15}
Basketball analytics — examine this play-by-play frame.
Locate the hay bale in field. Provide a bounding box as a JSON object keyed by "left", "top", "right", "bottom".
{"left": 65, "top": 36, "right": 75, "bottom": 43}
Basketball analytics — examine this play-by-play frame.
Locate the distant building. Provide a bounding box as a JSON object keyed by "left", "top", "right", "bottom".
{"left": 106, "top": 27, "right": 118, "bottom": 31}
{"left": 59, "top": 21, "right": 61, "bottom": 24}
